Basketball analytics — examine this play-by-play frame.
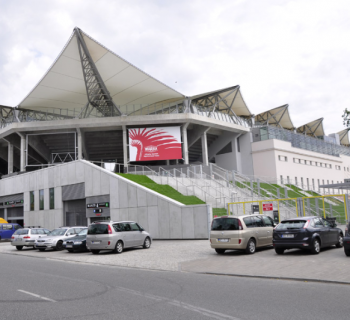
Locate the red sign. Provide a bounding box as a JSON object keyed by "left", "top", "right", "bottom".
{"left": 262, "top": 203, "right": 273, "bottom": 211}
{"left": 128, "top": 127, "right": 182, "bottom": 161}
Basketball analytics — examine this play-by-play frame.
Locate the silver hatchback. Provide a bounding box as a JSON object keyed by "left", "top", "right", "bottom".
{"left": 11, "top": 228, "right": 51, "bottom": 250}
{"left": 86, "top": 221, "right": 152, "bottom": 254}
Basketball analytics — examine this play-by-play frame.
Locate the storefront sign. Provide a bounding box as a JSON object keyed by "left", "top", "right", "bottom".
{"left": 262, "top": 203, "right": 273, "bottom": 211}
{"left": 128, "top": 127, "right": 182, "bottom": 161}
{"left": 4, "top": 200, "right": 23, "bottom": 205}
{"left": 87, "top": 203, "right": 97, "bottom": 208}
{"left": 87, "top": 202, "right": 109, "bottom": 209}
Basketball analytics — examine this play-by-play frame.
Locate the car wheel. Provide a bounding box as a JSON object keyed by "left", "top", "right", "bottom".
{"left": 245, "top": 238, "right": 256, "bottom": 254}
{"left": 215, "top": 249, "right": 226, "bottom": 254}
{"left": 310, "top": 238, "right": 320, "bottom": 254}
{"left": 275, "top": 248, "right": 285, "bottom": 255}
{"left": 115, "top": 241, "right": 123, "bottom": 254}
{"left": 91, "top": 250, "right": 100, "bottom": 254}
{"left": 38, "top": 248, "right": 46, "bottom": 252}
{"left": 143, "top": 237, "right": 151, "bottom": 249}
{"left": 55, "top": 241, "right": 63, "bottom": 251}
{"left": 16, "top": 246, "right": 23, "bottom": 251}
{"left": 336, "top": 234, "right": 344, "bottom": 248}
{"left": 67, "top": 249, "right": 74, "bottom": 253}
{"left": 345, "top": 248, "right": 350, "bottom": 257}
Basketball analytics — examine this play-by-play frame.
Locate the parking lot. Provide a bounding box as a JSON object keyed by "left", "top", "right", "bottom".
{"left": 1, "top": 238, "right": 350, "bottom": 284}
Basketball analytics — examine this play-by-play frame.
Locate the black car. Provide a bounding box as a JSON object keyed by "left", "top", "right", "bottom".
{"left": 273, "top": 216, "right": 343, "bottom": 255}
{"left": 343, "top": 222, "right": 350, "bottom": 256}
{"left": 63, "top": 229, "right": 88, "bottom": 252}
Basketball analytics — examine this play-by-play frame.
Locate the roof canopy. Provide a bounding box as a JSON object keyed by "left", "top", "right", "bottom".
{"left": 337, "top": 128, "right": 350, "bottom": 146}
{"left": 18, "top": 28, "right": 185, "bottom": 115}
{"left": 296, "top": 118, "right": 325, "bottom": 137}
{"left": 190, "top": 86, "right": 252, "bottom": 118}
{"left": 254, "top": 105, "right": 294, "bottom": 130}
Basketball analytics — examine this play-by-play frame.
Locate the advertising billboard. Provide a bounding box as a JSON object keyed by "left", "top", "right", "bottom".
{"left": 128, "top": 127, "right": 182, "bottom": 161}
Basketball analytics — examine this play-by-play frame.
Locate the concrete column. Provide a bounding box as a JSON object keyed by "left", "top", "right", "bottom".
{"left": 122, "top": 125, "right": 128, "bottom": 167}
{"left": 8, "top": 143, "right": 13, "bottom": 174}
{"left": 182, "top": 123, "right": 189, "bottom": 165}
{"left": 4, "top": 208, "right": 7, "bottom": 222}
{"left": 77, "top": 130, "right": 83, "bottom": 160}
{"left": 166, "top": 160, "right": 170, "bottom": 165}
{"left": 201, "top": 132, "right": 209, "bottom": 166}
{"left": 20, "top": 135, "right": 26, "bottom": 171}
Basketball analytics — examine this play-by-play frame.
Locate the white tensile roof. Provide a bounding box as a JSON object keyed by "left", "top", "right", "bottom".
{"left": 254, "top": 105, "right": 294, "bottom": 130}
{"left": 296, "top": 118, "right": 325, "bottom": 137}
{"left": 18, "top": 28, "right": 185, "bottom": 113}
{"left": 337, "top": 128, "right": 350, "bottom": 146}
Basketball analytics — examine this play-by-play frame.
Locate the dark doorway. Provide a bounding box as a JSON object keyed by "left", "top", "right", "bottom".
{"left": 66, "top": 212, "right": 87, "bottom": 227}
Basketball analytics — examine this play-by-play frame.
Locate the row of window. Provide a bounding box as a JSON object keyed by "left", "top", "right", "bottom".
{"left": 278, "top": 155, "right": 350, "bottom": 171}
{"left": 29, "top": 188, "right": 55, "bottom": 211}
{"left": 280, "top": 176, "right": 341, "bottom": 189}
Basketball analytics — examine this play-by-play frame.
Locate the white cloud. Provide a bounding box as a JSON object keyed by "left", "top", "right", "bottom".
{"left": 0, "top": 0, "right": 349, "bottom": 133}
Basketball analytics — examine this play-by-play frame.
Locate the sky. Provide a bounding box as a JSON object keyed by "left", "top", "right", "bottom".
{"left": 0, "top": 0, "right": 349, "bottom": 134}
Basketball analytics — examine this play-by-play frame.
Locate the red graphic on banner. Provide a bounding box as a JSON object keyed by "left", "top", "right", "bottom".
{"left": 262, "top": 203, "right": 273, "bottom": 211}
{"left": 129, "top": 128, "right": 182, "bottom": 161}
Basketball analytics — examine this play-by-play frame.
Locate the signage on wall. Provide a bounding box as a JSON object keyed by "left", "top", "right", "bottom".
{"left": 4, "top": 200, "right": 23, "bottom": 206}
{"left": 94, "top": 209, "right": 102, "bottom": 214}
{"left": 87, "top": 202, "right": 109, "bottom": 209}
{"left": 128, "top": 127, "right": 182, "bottom": 161}
{"left": 262, "top": 203, "right": 273, "bottom": 211}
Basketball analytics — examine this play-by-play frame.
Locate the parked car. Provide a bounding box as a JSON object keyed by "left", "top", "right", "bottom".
{"left": 35, "top": 226, "right": 87, "bottom": 251}
{"left": 210, "top": 214, "right": 276, "bottom": 254}
{"left": 0, "top": 223, "right": 22, "bottom": 240}
{"left": 343, "top": 222, "right": 350, "bottom": 256}
{"left": 86, "top": 221, "right": 152, "bottom": 254}
{"left": 63, "top": 228, "right": 88, "bottom": 252}
{"left": 273, "top": 216, "right": 343, "bottom": 255}
{"left": 11, "top": 227, "right": 51, "bottom": 250}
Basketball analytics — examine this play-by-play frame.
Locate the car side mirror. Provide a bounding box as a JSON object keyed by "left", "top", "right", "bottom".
{"left": 140, "top": 228, "right": 144, "bottom": 232}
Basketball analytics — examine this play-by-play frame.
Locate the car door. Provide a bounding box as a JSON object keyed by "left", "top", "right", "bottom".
{"left": 131, "top": 222, "right": 144, "bottom": 246}
{"left": 322, "top": 219, "right": 338, "bottom": 244}
{"left": 262, "top": 215, "right": 274, "bottom": 245}
{"left": 2, "top": 224, "right": 13, "bottom": 239}
{"left": 314, "top": 218, "right": 329, "bottom": 245}
{"left": 122, "top": 223, "right": 134, "bottom": 248}
{"left": 251, "top": 216, "right": 267, "bottom": 246}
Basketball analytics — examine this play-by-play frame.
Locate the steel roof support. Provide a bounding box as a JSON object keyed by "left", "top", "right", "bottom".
{"left": 75, "top": 28, "right": 122, "bottom": 117}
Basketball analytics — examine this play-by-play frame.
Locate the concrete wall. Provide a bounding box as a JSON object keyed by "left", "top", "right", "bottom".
{"left": 0, "top": 160, "right": 211, "bottom": 239}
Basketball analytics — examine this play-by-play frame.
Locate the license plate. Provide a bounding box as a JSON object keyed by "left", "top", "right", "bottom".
{"left": 17, "top": 238, "right": 22, "bottom": 241}
{"left": 282, "top": 234, "right": 294, "bottom": 238}
{"left": 92, "top": 241, "right": 100, "bottom": 244}
{"left": 66, "top": 245, "right": 73, "bottom": 248}
{"left": 218, "top": 238, "right": 229, "bottom": 242}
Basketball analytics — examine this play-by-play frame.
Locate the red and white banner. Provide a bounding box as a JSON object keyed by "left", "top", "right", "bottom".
{"left": 262, "top": 203, "right": 273, "bottom": 211}
{"left": 128, "top": 127, "right": 182, "bottom": 161}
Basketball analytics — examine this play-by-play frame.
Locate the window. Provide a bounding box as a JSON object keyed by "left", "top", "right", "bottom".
{"left": 251, "top": 216, "right": 264, "bottom": 227}
{"left": 336, "top": 165, "right": 341, "bottom": 170}
{"left": 301, "top": 177, "right": 304, "bottom": 188}
{"left": 39, "top": 190, "right": 44, "bottom": 210}
{"left": 312, "top": 179, "right": 315, "bottom": 189}
{"left": 2, "top": 224, "right": 13, "bottom": 230}
{"left": 295, "top": 177, "right": 298, "bottom": 185}
{"left": 243, "top": 217, "right": 255, "bottom": 228}
{"left": 130, "top": 223, "right": 140, "bottom": 231}
{"left": 287, "top": 176, "right": 290, "bottom": 184}
{"left": 305, "top": 160, "right": 310, "bottom": 165}
{"left": 280, "top": 175, "right": 283, "bottom": 184}
{"left": 262, "top": 216, "right": 273, "bottom": 227}
{"left": 49, "top": 188, "right": 55, "bottom": 210}
{"left": 315, "top": 162, "right": 318, "bottom": 166}
{"left": 322, "top": 179, "right": 325, "bottom": 185}
{"left": 307, "top": 178, "right": 309, "bottom": 188}
{"left": 211, "top": 218, "right": 239, "bottom": 231}
{"left": 237, "top": 137, "right": 240, "bottom": 152}
{"left": 30, "top": 191, "right": 34, "bottom": 211}
{"left": 314, "top": 218, "right": 324, "bottom": 227}
{"left": 278, "top": 155, "right": 287, "bottom": 162}
{"left": 294, "top": 158, "right": 299, "bottom": 163}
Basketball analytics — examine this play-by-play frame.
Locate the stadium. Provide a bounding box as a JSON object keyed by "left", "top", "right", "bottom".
{"left": 0, "top": 27, "right": 349, "bottom": 238}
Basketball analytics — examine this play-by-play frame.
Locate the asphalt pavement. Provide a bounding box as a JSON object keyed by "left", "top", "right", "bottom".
{"left": 1, "top": 253, "right": 350, "bottom": 320}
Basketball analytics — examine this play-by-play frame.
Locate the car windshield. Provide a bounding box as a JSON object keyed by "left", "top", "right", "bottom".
{"left": 276, "top": 220, "right": 306, "bottom": 230}
{"left": 78, "top": 229, "right": 88, "bottom": 236}
{"left": 49, "top": 229, "right": 67, "bottom": 236}
{"left": 14, "top": 229, "right": 29, "bottom": 235}
{"left": 88, "top": 224, "right": 108, "bottom": 235}
{"left": 211, "top": 218, "right": 239, "bottom": 231}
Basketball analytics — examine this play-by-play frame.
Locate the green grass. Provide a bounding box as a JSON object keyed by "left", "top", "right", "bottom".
{"left": 117, "top": 173, "right": 205, "bottom": 205}
{"left": 213, "top": 208, "right": 227, "bottom": 217}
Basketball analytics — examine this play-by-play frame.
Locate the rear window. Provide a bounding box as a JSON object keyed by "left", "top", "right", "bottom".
{"left": 14, "top": 229, "right": 29, "bottom": 235}
{"left": 88, "top": 224, "right": 108, "bottom": 235}
{"left": 211, "top": 218, "right": 239, "bottom": 231}
{"left": 276, "top": 220, "right": 306, "bottom": 230}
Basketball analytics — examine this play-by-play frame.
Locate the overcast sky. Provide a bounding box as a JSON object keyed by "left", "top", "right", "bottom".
{"left": 0, "top": 0, "right": 349, "bottom": 134}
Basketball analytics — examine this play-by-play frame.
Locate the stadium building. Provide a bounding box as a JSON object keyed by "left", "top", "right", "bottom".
{"left": 0, "top": 28, "right": 349, "bottom": 237}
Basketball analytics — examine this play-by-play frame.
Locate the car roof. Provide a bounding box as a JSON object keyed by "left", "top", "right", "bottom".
{"left": 281, "top": 216, "right": 315, "bottom": 221}
{"left": 213, "top": 214, "right": 269, "bottom": 219}
{"left": 90, "top": 221, "right": 135, "bottom": 224}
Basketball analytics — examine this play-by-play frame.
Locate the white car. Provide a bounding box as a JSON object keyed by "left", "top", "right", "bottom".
{"left": 35, "top": 226, "right": 86, "bottom": 251}
{"left": 11, "top": 228, "right": 51, "bottom": 250}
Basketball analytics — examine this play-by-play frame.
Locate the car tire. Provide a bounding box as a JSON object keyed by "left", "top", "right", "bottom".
{"left": 245, "top": 238, "right": 256, "bottom": 254}
{"left": 115, "top": 241, "right": 123, "bottom": 254}
{"left": 336, "top": 234, "right": 344, "bottom": 248}
{"left": 310, "top": 238, "right": 321, "bottom": 254}
{"left": 345, "top": 248, "right": 350, "bottom": 257}
{"left": 67, "top": 249, "right": 74, "bottom": 253}
{"left": 55, "top": 241, "right": 63, "bottom": 251}
{"left": 143, "top": 237, "right": 151, "bottom": 249}
{"left": 16, "top": 246, "right": 23, "bottom": 251}
{"left": 275, "top": 248, "right": 285, "bottom": 255}
{"left": 91, "top": 250, "right": 100, "bottom": 254}
{"left": 38, "top": 248, "right": 46, "bottom": 252}
{"left": 215, "top": 249, "right": 226, "bottom": 254}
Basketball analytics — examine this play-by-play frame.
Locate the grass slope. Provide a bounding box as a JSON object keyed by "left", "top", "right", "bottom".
{"left": 117, "top": 173, "right": 205, "bottom": 205}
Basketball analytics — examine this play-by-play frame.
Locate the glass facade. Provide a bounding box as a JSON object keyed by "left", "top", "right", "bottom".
{"left": 39, "top": 190, "right": 44, "bottom": 210}
{"left": 30, "top": 191, "right": 34, "bottom": 211}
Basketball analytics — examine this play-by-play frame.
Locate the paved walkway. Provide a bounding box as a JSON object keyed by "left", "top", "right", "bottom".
{"left": 1, "top": 238, "right": 349, "bottom": 284}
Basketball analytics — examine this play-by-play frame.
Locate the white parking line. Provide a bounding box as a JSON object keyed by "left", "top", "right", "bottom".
{"left": 18, "top": 289, "right": 56, "bottom": 302}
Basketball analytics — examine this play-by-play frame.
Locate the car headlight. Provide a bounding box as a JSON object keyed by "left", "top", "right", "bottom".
{"left": 63, "top": 241, "right": 67, "bottom": 245}
{"left": 74, "top": 241, "right": 82, "bottom": 245}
